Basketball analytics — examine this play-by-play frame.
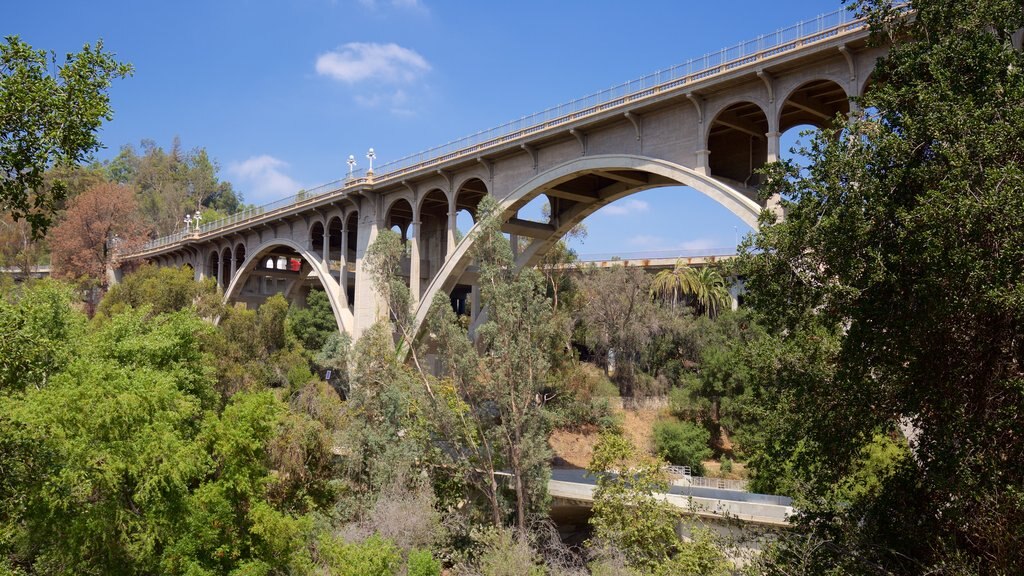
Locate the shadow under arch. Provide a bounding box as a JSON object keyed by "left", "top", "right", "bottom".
{"left": 408, "top": 153, "right": 762, "bottom": 343}
{"left": 222, "top": 237, "right": 355, "bottom": 336}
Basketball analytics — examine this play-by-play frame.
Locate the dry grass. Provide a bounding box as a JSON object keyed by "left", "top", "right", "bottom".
{"left": 549, "top": 402, "right": 667, "bottom": 468}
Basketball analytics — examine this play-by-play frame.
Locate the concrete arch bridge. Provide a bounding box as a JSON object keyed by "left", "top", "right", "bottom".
{"left": 123, "top": 7, "right": 883, "bottom": 342}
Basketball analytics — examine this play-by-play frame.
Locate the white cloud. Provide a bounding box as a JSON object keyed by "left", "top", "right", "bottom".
{"left": 600, "top": 199, "right": 649, "bottom": 216}
{"left": 315, "top": 42, "right": 431, "bottom": 85}
{"left": 227, "top": 155, "right": 302, "bottom": 205}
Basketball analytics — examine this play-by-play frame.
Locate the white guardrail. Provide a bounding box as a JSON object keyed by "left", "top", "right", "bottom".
{"left": 136, "top": 6, "right": 863, "bottom": 254}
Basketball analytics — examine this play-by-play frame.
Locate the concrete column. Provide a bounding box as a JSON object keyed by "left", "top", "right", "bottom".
{"left": 352, "top": 199, "right": 382, "bottom": 338}
{"left": 322, "top": 224, "right": 329, "bottom": 265}
{"left": 470, "top": 284, "right": 480, "bottom": 322}
{"left": 410, "top": 220, "right": 421, "bottom": 303}
{"left": 217, "top": 252, "right": 224, "bottom": 289}
{"left": 340, "top": 218, "right": 349, "bottom": 308}
{"left": 510, "top": 233, "right": 520, "bottom": 261}
{"left": 766, "top": 131, "right": 781, "bottom": 163}
{"left": 695, "top": 149, "right": 711, "bottom": 175}
{"left": 446, "top": 209, "right": 457, "bottom": 258}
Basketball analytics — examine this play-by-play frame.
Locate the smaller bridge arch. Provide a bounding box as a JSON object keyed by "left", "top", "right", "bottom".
{"left": 223, "top": 237, "right": 355, "bottom": 336}
{"left": 706, "top": 100, "right": 770, "bottom": 188}
{"left": 779, "top": 79, "right": 850, "bottom": 133}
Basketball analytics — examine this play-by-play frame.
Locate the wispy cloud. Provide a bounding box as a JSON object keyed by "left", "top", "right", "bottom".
{"left": 600, "top": 199, "right": 649, "bottom": 216}
{"left": 316, "top": 42, "right": 430, "bottom": 85}
{"left": 316, "top": 42, "right": 431, "bottom": 115}
{"left": 227, "top": 155, "right": 302, "bottom": 205}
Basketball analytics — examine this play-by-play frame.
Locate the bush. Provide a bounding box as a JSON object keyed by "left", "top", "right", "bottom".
{"left": 720, "top": 457, "right": 733, "bottom": 475}
{"left": 406, "top": 548, "right": 441, "bottom": 576}
{"left": 319, "top": 534, "right": 401, "bottom": 576}
{"left": 467, "top": 527, "right": 545, "bottom": 576}
{"left": 653, "top": 419, "right": 711, "bottom": 475}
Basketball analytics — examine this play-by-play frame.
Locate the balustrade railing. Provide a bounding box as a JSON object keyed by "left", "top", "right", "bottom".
{"left": 136, "top": 6, "right": 864, "bottom": 254}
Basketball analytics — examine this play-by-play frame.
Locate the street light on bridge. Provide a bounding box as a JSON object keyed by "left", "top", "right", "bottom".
{"left": 366, "top": 147, "right": 375, "bottom": 175}
{"left": 347, "top": 154, "right": 356, "bottom": 178}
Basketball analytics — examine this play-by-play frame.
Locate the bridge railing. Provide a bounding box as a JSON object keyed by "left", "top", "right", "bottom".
{"left": 574, "top": 248, "right": 737, "bottom": 262}
{"left": 134, "top": 6, "right": 864, "bottom": 255}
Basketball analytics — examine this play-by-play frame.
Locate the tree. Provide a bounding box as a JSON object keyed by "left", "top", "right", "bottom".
{"left": 742, "top": 0, "right": 1024, "bottom": 572}
{"left": 367, "top": 197, "right": 565, "bottom": 531}
{"left": 587, "top": 432, "right": 678, "bottom": 572}
{"left": 97, "top": 263, "right": 221, "bottom": 319}
{"left": 106, "top": 139, "right": 243, "bottom": 235}
{"left": 651, "top": 261, "right": 731, "bottom": 317}
{"left": 49, "top": 182, "right": 148, "bottom": 293}
{"left": 287, "top": 288, "right": 337, "bottom": 352}
{"left": 0, "top": 36, "right": 132, "bottom": 237}
{"left": 652, "top": 419, "right": 711, "bottom": 474}
{"left": 577, "top": 264, "right": 659, "bottom": 395}
{"left": 0, "top": 213, "right": 45, "bottom": 279}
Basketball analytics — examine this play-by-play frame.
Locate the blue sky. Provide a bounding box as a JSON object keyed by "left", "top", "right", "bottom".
{"left": 9, "top": 0, "right": 841, "bottom": 256}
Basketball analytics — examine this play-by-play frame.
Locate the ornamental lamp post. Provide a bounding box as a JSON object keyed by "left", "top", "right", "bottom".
{"left": 347, "top": 154, "right": 356, "bottom": 178}
{"left": 366, "top": 147, "right": 376, "bottom": 175}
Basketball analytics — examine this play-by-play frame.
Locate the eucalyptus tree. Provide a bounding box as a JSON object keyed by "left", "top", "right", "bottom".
{"left": 742, "top": 1, "right": 1024, "bottom": 572}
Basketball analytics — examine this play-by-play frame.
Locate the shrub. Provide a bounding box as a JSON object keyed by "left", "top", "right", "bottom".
{"left": 653, "top": 419, "right": 711, "bottom": 475}
{"left": 319, "top": 534, "right": 401, "bottom": 576}
{"left": 468, "top": 527, "right": 545, "bottom": 576}
{"left": 720, "top": 457, "right": 733, "bottom": 475}
{"left": 406, "top": 548, "right": 441, "bottom": 576}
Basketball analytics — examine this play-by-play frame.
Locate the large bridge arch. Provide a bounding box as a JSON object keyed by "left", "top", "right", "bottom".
{"left": 409, "top": 153, "right": 762, "bottom": 340}
{"left": 222, "top": 237, "right": 355, "bottom": 335}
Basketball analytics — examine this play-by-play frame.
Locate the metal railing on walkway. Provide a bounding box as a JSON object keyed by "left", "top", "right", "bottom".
{"left": 135, "top": 6, "right": 863, "bottom": 254}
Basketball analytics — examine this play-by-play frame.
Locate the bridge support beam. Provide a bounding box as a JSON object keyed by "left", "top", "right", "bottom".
{"left": 446, "top": 209, "right": 457, "bottom": 259}
{"left": 352, "top": 204, "right": 384, "bottom": 339}
{"left": 410, "top": 219, "right": 421, "bottom": 303}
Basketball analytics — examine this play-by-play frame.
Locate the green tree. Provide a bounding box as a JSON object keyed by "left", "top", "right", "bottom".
{"left": 587, "top": 432, "right": 678, "bottom": 572}
{"left": 652, "top": 419, "right": 711, "bottom": 474}
{"left": 741, "top": 0, "right": 1024, "bottom": 572}
{"left": 0, "top": 36, "right": 132, "bottom": 237}
{"left": 287, "top": 288, "right": 337, "bottom": 352}
{"left": 651, "top": 262, "right": 731, "bottom": 317}
{"left": 106, "top": 138, "right": 243, "bottom": 235}
{"left": 97, "top": 263, "right": 221, "bottom": 319}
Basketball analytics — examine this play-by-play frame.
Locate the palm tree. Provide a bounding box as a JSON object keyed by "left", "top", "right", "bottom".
{"left": 692, "top": 266, "right": 732, "bottom": 318}
{"left": 650, "top": 260, "right": 700, "bottom": 309}
{"left": 650, "top": 260, "right": 732, "bottom": 317}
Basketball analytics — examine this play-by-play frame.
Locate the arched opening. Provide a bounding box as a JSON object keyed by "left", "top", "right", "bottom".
{"left": 310, "top": 221, "right": 325, "bottom": 257}
{"left": 207, "top": 251, "right": 220, "bottom": 286}
{"left": 417, "top": 189, "right": 450, "bottom": 297}
{"left": 452, "top": 178, "right": 488, "bottom": 318}
{"left": 221, "top": 238, "right": 354, "bottom": 339}
{"left": 327, "top": 216, "right": 343, "bottom": 274}
{"left": 221, "top": 246, "right": 233, "bottom": 289}
{"left": 454, "top": 178, "right": 488, "bottom": 239}
{"left": 708, "top": 101, "right": 769, "bottom": 188}
{"left": 345, "top": 211, "right": 359, "bottom": 312}
{"left": 234, "top": 243, "right": 246, "bottom": 275}
{"left": 780, "top": 79, "right": 849, "bottom": 134}
{"left": 385, "top": 198, "right": 415, "bottom": 288}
